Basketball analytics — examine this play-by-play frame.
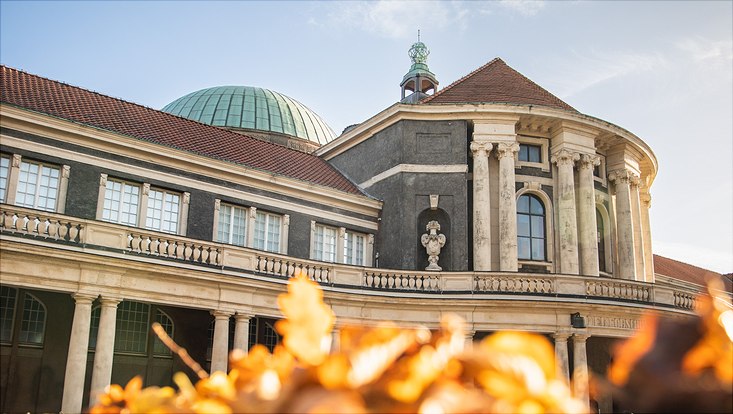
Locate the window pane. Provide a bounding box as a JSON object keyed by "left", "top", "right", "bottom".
{"left": 254, "top": 212, "right": 267, "bottom": 250}
{"left": 517, "top": 214, "right": 531, "bottom": 237}
{"left": 88, "top": 306, "right": 101, "bottom": 350}
{"left": 103, "top": 180, "right": 140, "bottom": 226}
{"left": 518, "top": 145, "right": 528, "bottom": 161}
{"left": 0, "top": 286, "right": 17, "bottom": 343}
{"left": 518, "top": 237, "right": 531, "bottom": 260}
{"left": 266, "top": 215, "right": 281, "bottom": 252}
{"left": 19, "top": 293, "right": 46, "bottom": 345}
{"left": 517, "top": 195, "right": 530, "bottom": 213}
{"left": 0, "top": 156, "right": 10, "bottom": 203}
{"left": 231, "top": 206, "right": 247, "bottom": 246}
{"left": 530, "top": 196, "right": 544, "bottom": 215}
{"left": 531, "top": 216, "right": 545, "bottom": 237}
{"left": 313, "top": 225, "right": 324, "bottom": 260}
{"left": 531, "top": 239, "right": 545, "bottom": 261}
{"left": 217, "top": 204, "right": 232, "bottom": 243}
{"left": 528, "top": 145, "right": 541, "bottom": 162}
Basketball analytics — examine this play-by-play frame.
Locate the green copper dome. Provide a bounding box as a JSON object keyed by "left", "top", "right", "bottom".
{"left": 162, "top": 86, "right": 337, "bottom": 145}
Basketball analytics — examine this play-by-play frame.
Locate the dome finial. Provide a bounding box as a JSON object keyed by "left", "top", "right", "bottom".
{"left": 400, "top": 33, "right": 438, "bottom": 103}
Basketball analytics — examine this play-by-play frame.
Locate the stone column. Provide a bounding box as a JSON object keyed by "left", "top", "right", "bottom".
{"left": 552, "top": 332, "right": 570, "bottom": 382}
{"left": 57, "top": 165, "right": 71, "bottom": 214}
{"left": 551, "top": 150, "right": 581, "bottom": 274}
{"left": 89, "top": 297, "right": 121, "bottom": 406}
{"left": 233, "top": 313, "right": 252, "bottom": 353}
{"left": 630, "top": 177, "right": 646, "bottom": 281}
{"left": 577, "top": 154, "right": 601, "bottom": 276}
{"left": 61, "top": 293, "right": 96, "bottom": 414}
{"left": 210, "top": 311, "right": 232, "bottom": 373}
{"left": 496, "top": 143, "right": 520, "bottom": 271}
{"left": 4, "top": 154, "right": 21, "bottom": 205}
{"left": 331, "top": 327, "right": 340, "bottom": 353}
{"left": 470, "top": 141, "right": 493, "bottom": 271}
{"left": 95, "top": 174, "right": 108, "bottom": 220}
{"left": 608, "top": 169, "right": 636, "bottom": 280}
{"left": 572, "top": 334, "right": 590, "bottom": 406}
{"left": 179, "top": 192, "right": 191, "bottom": 236}
{"left": 281, "top": 214, "right": 290, "bottom": 254}
{"left": 464, "top": 330, "right": 476, "bottom": 351}
{"left": 640, "top": 189, "right": 655, "bottom": 282}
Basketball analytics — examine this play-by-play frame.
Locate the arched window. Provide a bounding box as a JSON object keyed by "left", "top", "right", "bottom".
{"left": 597, "top": 209, "right": 606, "bottom": 272}
{"left": 0, "top": 287, "right": 46, "bottom": 346}
{"left": 517, "top": 194, "right": 546, "bottom": 261}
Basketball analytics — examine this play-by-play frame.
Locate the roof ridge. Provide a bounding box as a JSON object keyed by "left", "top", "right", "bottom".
{"left": 653, "top": 254, "right": 722, "bottom": 276}
{"left": 0, "top": 64, "right": 325, "bottom": 159}
{"left": 420, "top": 57, "right": 502, "bottom": 104}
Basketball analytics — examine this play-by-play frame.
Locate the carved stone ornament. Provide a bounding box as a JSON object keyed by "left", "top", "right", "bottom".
{"left": 420, "top": 220, "right": 446, "bottom": 271}
{"left": 607, "top": 168, "right": 637, "bottom": 185}
{"left": 469, "top": 141, "right": 493, "bottom": 158}
{"left": 495, "top": 142, "right": 520, "bottom": 160}
{"left": 550, "top": 149, "right": 580, "bottom": 167}
{"left": 578, "top": 154, "right": 601, "bottom": 170}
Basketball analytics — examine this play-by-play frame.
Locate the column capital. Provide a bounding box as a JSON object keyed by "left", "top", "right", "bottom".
{"left": 62, "top": 165, "right": 71, "bottom": 179}
{"left": 249, "top": 206, "right": 257, "bottom": 218}
{"left": 71, "top": 293, "right": 97, "bottom": 305}
{"left": 552, "top": 332, "right": 571, "bottom": 341}
{"left": 211, "top": 310, "right": 233, "bottom": 319}
{"left": 234, "top": 313, "right": 254, "bottom": 321}
{"left": 99, "top": 173, "right": 108, "bottom": 187}
{"left": 495, "top": 142, "right": 520, "bottom": 160}
{"left": 182, "top": 192, "right": 191, "bottom": 204}
{"left": 12, "top": 153, "right": 21, "bottom": 167}
{"left": 607, "top": 168, "right": 638, "bottom": 184}
{"left": 214, "top": 199, "right": 221, "bottom": 211}
{"left": 550, "top": 149, "right": 580, "bottom": 167}
{"left": 572, "top": 333, "right": 591, "bottom": 342}
{"left": 98, "top": 296, "right": 122, "bottom": 307}
{"left": 470, "top": 141, "right": 493, "bottom": 157}
{"left": 283, "top": 214, "right": 290, "bottom": 225}
{"left": 640, "top": 192, "right": 652, "bottom": 208}
{"left": 142, "top": 182, "right": 151, "bottom": 195}
{"left": 577, "top": 154, "right": 601, "bottom": 170}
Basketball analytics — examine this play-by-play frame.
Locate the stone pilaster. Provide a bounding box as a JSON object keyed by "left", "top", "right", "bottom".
{"left": 61, "top": 293, "right": 96, "bottom": 414}
{"left": 609, "top": 169, "right": 637, "bottom": 280}
{"left": 630, "top": 177, "right": 646, "bottom": 281}
{"left": 210, "top": 311, "right": 232, "bottom": 373}
{"left": 551, "top": 149, "right": 580, "bottom": 274}
{"left": 233, "top": 313, "right": 252, "bottom": 353}
{"left": 640, "top": 190, "right": 655, "bottom": 282}
{"left": 496, "top": 142, "right": 520, "bottom": 271}
{"left": 89, "top": 297, "right": 121, "bottom": 406}
{"left": 572, "top": 334, "right": 590, "bottom": 407}
{"left": 470, "top": 141, "right": 493, "bottom": 271}
{"left": 552, "top": 332, "right": 571, "bottom": 381}
{"left": 4, "top": 154, "right": 21, "bottom": 205}
{"left": 577, "top": 154, "right": 601, "bottom": 276}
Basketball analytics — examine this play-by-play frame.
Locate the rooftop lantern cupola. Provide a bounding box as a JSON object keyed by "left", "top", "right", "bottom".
{"left": 400, "top": 33, "right": 439, "bottom": 103}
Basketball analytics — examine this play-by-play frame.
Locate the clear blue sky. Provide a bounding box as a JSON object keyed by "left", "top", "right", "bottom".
{"left": 2, "top": 1, "right": 731, "bottom": 273}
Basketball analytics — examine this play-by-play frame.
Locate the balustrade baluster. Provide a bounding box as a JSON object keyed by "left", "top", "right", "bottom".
{"left": 68, "top": 224, "right": 79, "bottom": 242}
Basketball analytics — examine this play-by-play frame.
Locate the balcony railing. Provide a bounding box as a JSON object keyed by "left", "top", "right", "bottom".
{"left": 1, "top": 205, "right": 720, "bottom": 311}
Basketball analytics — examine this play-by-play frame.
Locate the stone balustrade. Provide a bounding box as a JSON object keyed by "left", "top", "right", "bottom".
{"left": 255, "top": 253, "right": 331, "bottom": 284}
{"left": 475, "top": 275, "right": 555, "bottom": 294}
{"left": 364, "top": 271, "right": 440, "bottom": 291}
{"left": 673, "top": 290, "right": 696, "bottom": 310}
{"left": 1, "top": 204, "right": 723, "bottom": 312}
{"left": 127, "top": 232, "right": 222, "bottom": 266}
{"left": 586, "top": 279, "right": 651, "bottom": 302}
{"left": 1, "top": 206, "right": 84, "bottom": 243}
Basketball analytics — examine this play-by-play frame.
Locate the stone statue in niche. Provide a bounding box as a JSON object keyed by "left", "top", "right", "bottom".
{"left": 421, "top": 220, "right": 446, "bottom": 271}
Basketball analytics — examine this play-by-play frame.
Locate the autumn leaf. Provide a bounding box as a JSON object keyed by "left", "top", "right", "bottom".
{"left": 275, "top": 273, "right": 335, "bottom": 366}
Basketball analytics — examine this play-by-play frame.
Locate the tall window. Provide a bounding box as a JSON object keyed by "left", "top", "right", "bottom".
{"left": 313, "top": 224, "right": 337, "bottom": 262}
{"left": 344, "top": 230, "right": 366, "bottom": 265}
{"left": 146, "top": 189, "right": 180, "bottom": 234}
{"left": 103, "top": 179, "right": 140, "bottom": 226}
{"left": 253, "top": 211, "right": 281, "bottom": 253}
{"left": 517, "top": 194, "right": 546, "bottom": 261}
{"left": 518, "top": 144, "right": 542, "bottom": 163}
{"left": 15, "top": 160, "right": 60, "bottom": 212}
{"left": 0, "top": 155, "right": 10, "bottom": 203}
{"left": 115, "top": 301, "right": 150, "bottom": 354}
{"left": 152, "top": 309, "right": 174, "bottom": 356}
{"left": 217, "top": 204, "right": 248, "bottom": 246}
{"left": 597, "top": 209, "right": 606, "bottom": 272}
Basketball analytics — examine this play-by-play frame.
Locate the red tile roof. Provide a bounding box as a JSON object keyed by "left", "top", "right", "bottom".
{"left": 421, "top": 58, "right": 577, "bottom": 112}
{"left": 0, "top": 65, "right": 364, "bottom": 196}
{"left": 654, "top": 254, "right": 732, "bottom": 292}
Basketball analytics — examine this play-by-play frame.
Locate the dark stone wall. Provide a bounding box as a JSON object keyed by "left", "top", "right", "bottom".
{"left": 330, "top": 120, "right": 469, "bottom": 271}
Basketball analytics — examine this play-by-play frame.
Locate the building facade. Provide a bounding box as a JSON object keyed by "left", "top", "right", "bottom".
{"left": 1, "top": 43, "right": 729, "bottom": 413}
